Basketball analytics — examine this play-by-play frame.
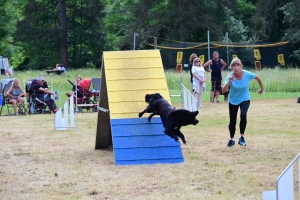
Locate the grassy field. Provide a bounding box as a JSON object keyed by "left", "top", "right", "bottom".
{"left": 1, "top": 68, "right": 300, "bottom": 111}
{"left": 0, "top": 98, "right": 299, "bottom": 199}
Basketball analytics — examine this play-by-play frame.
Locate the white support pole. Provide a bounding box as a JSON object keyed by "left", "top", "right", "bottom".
{"left": 226, "top": 32, "right": 229, "bottom": 70}
{"left": 70, "top": 94, "right": 74, "bottom": 127}
{"left": 55, "top": 94, "right": 75, "bottom": 130}
{"left": 207, "top": 30, "right": 211, "bottom": 70}
{"left": 133, "top": 32, "right": 137, "bottom": 50}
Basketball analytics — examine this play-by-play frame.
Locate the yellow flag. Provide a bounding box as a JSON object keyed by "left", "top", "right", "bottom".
{"left": 278, "top": 54, "right": 285, "bottom": 65}
{"left": 199, "top": 55, "right": 205, "bottom": 65}
{"left": 176, "top": 51, "right": 183, "bottom": 64}
{"left": 232, "top": 54, "right": 238, "bottom": 59}
{"left": 254, "top": 49, "right": 261, "bottom": 60}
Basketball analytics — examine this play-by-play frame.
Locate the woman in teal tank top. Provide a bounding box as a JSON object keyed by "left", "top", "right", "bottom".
{"left": 6, "top": 78, "right": 25, "bottom": 115}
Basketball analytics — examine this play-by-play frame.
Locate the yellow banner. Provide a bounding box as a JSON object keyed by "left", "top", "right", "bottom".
{"left": 176, "top": 51, "right": 183, "bottom": 63}
{"left": 254, "top": 49, "right": 261, "bottom": 60}
{"left": 278, "top": 54, "right": 285, "bottom": 65}
{"left": 199, "top": 55, "right": 205, "bottom": 65}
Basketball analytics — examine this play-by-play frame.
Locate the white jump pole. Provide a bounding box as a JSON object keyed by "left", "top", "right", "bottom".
{"left": 55, "top": 94, "right": 75, "bottom": 130}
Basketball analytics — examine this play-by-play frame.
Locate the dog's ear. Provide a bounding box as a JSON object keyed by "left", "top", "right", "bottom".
{"left": 156, "top": 93, "right": 163, "bottom": 98}
{"left": 194, "top": 111, "right": 199, "bottom": 116}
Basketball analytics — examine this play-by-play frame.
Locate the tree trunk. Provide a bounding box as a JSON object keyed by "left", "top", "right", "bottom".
{"left": 60, "top": 0, "right": 68, "bottom": 69}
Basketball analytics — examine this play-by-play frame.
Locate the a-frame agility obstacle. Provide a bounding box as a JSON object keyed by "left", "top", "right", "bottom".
{"left": 95, "top": 50, "right": 184, "bottom": 166}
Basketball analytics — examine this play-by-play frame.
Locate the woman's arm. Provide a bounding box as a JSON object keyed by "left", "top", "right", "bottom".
{"left": 19, "top": 87, "right": 25, "bottom": 98}
{"left": 255, "top": 75, "right": 264, "bottom": 94}
{"left": 6, "top": 87, "right": 13, "bottom": 98}
{"left": 222, "top": 74, "right": 234, "bottom": 94}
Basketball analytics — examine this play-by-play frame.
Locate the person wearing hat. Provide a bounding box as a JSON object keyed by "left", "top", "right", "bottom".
{"left": 32, "top": 76, "right": 58, "bottom": 113}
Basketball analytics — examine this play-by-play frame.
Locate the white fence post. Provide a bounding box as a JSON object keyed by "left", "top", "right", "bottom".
{"left": 180, "top": 83, "right": 198, "bottom": 112}
{"left": 55, "top": 94, "right": 76, "bottom": 130}
{"left": 262, "top": 152, "right": 300, "bottom": 200}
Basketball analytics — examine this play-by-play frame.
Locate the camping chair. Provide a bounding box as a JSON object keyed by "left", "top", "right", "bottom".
{"left": 29, "top": 91, "right": 51, "bottom": 114}
{"left": 25, "top": 79, "right": 51, "bottom": 114}
{"left": 0, "top": 79, "right": 26, "bottom": 116}
{"left": 91, "top": 78, "right": 100, "bottom": 103}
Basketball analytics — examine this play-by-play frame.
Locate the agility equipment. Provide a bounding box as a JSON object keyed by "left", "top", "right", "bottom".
{"left": 95, "top": 49, "right": 184, "bottom": 166}
{"left": 262, "top": 152, "right": 300, "bottom": 200}
{"left": 55, "top": 94, "right": 75, "bottom": 130}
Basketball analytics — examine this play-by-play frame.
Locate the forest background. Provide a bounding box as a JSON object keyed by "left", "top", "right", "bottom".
{"left": 0, "top": 0, "right": 300, "bottom": 70}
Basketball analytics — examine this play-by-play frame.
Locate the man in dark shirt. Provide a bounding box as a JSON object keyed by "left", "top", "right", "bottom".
{"left": 203, "top": 51, "right": 227, "bottom": 103}
{"left": 33, "top": 76, "right": 58, "bottom": 113}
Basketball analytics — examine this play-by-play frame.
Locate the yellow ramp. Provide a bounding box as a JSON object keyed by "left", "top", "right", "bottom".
{"left": 95, "top": 50, "right": 170, "bottom": 149}
{"left": 103, "top": 49, "right": 170, "bottom": 119}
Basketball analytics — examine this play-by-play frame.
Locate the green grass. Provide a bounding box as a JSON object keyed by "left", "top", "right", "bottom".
{"left": 167, "top": 69, "right": 300, "bottom": 103}
{"left": 1, "top": 68, "right": 299, "bottom": 114}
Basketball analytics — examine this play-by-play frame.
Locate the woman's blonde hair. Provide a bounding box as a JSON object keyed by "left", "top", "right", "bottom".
{"left": 189, "top": 53, "right": 197, "bottom": 62}
{"left": 193, "top": 57, "right": 202, "bottom": 66}
{"left": 230, "top": 57, "right": 243, "bottom": 67}
{"left": 11, "top": 78, "right": 20, "bottom": 87}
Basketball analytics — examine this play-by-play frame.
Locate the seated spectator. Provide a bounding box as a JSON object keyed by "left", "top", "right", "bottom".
{"left": 72, "top": 77, "right": 83, "bottom": 97}
{"left": 59, "top": 64, "right": 66, "bottom": 74}
{"left": 53, "top": 64, "right": 61, "bottom": 71}
{"left": 33, "top": 76, "right": 58, "bottom": 113}
{"left": 6, "top": 78, "right": 25, "bottom": 115}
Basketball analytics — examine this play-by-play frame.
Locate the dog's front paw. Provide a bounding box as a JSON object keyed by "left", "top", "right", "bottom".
{"left": 147, "top": 117, "right": 152, "bottom": 122}
{"left": 138, "top": 112, "right": 143, "bottom": 118}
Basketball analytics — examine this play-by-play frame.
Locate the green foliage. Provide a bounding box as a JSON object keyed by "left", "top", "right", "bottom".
{"left": 15, "top": 0, "right": 106, "bottom": 70}
{"left": 1, "top": 0, "right": 300, "bottom": 70}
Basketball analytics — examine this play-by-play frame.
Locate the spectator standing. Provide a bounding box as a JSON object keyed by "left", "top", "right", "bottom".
{"left": 192, "top": 58, "right": 206, "bottom": 107}
{"left": 188, "top": 53, "right": 198, "bottom": 91}
{"left": 203, "top": 51, "right": 227, "bottom": 103}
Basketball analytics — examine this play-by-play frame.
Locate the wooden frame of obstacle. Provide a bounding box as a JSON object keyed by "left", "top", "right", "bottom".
{"left": 95, "top": 50, "right": 184, "bottom": 166}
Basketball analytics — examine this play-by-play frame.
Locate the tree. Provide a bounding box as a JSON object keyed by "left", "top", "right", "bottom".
{"left": 280, "top": 0, "right": 300, "bottom": 65}
{"left": 16, "top": 0, "right": 107, "bottom": 70}
{"left": 103, "top": 0, "right": 243, "bottom": 50}
{"left": 60, "top": 0, "right": 68, "bottom": 69}
{"left": 0, "top": 0, "right": 27, "bottom": 67}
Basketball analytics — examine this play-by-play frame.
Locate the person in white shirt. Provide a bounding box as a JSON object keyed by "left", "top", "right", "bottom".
{"left": 192, "top": 57, "right": 206, "bottom": 107}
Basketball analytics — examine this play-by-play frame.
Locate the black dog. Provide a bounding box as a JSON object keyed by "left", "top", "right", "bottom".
{"left": 138, "top": 93, "right": 163, "bottom": 122}
{"left": 139, "top": 93, "right": 199, "bottom": 144}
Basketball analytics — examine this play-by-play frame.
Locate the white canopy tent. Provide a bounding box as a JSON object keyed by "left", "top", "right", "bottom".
{"left": 0, "top": 56, "right": 13, "bottom": 77}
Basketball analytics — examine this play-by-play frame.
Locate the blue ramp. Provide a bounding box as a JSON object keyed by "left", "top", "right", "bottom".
{"left": 111, "top": 118, "right": 184, "bottom": 166}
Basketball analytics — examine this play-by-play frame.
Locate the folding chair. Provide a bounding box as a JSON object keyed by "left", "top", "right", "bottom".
{"left": 29, "top": 92, "right": 51, "bottom": 114}
{"left": 25, "top": 79, "right": 51, "bottom": 114}
{"left": 0, "top": 79, "right": 26, "bottom": 116}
